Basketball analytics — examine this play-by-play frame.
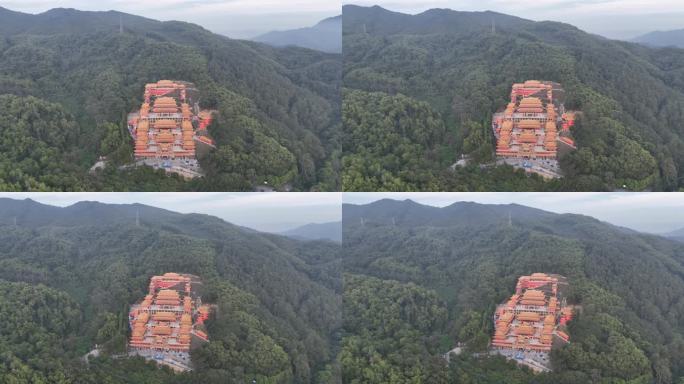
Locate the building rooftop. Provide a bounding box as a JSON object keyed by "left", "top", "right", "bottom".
{"left": 491, "top": 273, "right": 571, "bottom": 362}
{"left": 128, "top": 273, "right": 211, "bottom": 372}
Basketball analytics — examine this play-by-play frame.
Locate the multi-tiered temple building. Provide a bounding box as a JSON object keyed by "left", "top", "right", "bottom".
{"left": 491, "top": 273, "right": 572, "bottom": 372}
{"left": 128, "top": 273, "right": 211, "bottom": 372}
{"left": 127, "top": 80, "right": 215, "bottom": 178}
{"left": 492, "top": 81, "right": 577, "bottom": 164}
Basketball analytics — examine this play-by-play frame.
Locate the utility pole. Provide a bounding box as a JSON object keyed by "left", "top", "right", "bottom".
{"left": 119, "top": 15, "right": 124, "bottom": 34}
{"left": 491, "top": 19, "right": 496, "bottom": 35}
{"left": 135, "top": 209, "right": 140, "bottom": 227}
{"left": 508, "top": 211, "right": 512, "bottom": 227}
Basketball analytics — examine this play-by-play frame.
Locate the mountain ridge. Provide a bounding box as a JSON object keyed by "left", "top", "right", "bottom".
{"left": 633, "top": 28, "right": 684, "bottom": 48}
{"left": 0, "top": 6, "right": 169, "bottom": 36}
{"left": 342, "top": 4, "right": 534, "bottom": 35}
{"left": 280, "top": 221, "right": 342, "bottom": 242}
{"left": 253, "top": 15, "right": 342, "bottom": 53}
{"left": 664, "top": 226, "right": 684, "bottom": 242}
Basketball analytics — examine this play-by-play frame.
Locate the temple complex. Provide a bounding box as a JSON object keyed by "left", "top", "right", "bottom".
{"left": 492, "top": 81, "right": 578, "bottom": 178}
{"left": 128, "top": 80, "right": 216, "bottom": 179}
{"left": 128, "top": 273, "right": 211, "bottom": 372}
{"left": 491, "top": 273, "right": 572, "bottom": 372}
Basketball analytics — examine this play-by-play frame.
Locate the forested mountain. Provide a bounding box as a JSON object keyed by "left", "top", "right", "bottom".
{"left": 0, "top": 198, "right": 341, "bottom": 383}
{"left": 254, "top": 16, "right": 342, "bottom": 54}
{"left": 341, "top": 199, "right": 684, "bottom": 383}
{"left": 634, "top": 29, "right": 684, "bottom": 49}
{"left": 0, "top": 7, "right": 341, "bottom": 192}
{"left": 342, "top": 5, "right": 684, "bottom": 192}
{"left": 664, "top": 227, "right": 684, "bottom": 242}
{"left": 281, "top": 221, "right": 342, "bottom": 242}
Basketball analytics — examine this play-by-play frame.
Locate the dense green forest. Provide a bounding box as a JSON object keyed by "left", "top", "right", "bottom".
{"left": 342, "top": 5, "right": 684, "bottom": 192}
{"left": 341, "top": 199, "right": 684, "bottom": 383}
{"left": 0, "top": 198, "right": 341, "bottom": 383}
{"left": 0, "top": 7, "right": 341, "bottom": 191}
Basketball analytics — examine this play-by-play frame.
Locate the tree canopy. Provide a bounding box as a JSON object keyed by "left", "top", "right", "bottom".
{"left": 0, "top": 7, "right": 341, "bottom": 191}
{"left": 0, "top": 199, "right": 341, "bottom": 383}
{"left": 342, "top": 5, "right": 684, "bottom": 191}
{"left": 341, "top": 199, "right": 684, "bottom": 383}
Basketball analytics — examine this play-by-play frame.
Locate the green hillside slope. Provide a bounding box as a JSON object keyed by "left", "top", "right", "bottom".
{"left": 342, "top": 200, "right": 684, "bottom": 383}
{"left": 0, "top": 7, "right": 341, "bottom": 191}
{"left": 342, "top": 5, "right": 684, "bottom": 192}
{"left": 0, "top": 199, "right": 341, "bottom": 383}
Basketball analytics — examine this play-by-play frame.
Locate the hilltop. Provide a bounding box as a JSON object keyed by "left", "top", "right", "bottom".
{"left": 254, "top": 15, "right": 342, "bottom": 53}
{"left": 280, "top": 221, "right": 342, "bottom": 242}
{"left": 633, "top": 29, "right": 684, "bottom": 48}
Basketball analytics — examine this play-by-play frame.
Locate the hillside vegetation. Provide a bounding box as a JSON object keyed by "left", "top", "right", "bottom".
{"left": 342, "top": 5, "right": 684, "bottom": 191}
{"left": 0, "top": 199, "right": 341, "bottom": 383}
{"left": 0, "top": 7, "right": 341, "bottom": 191}
{"left": 342, "top": 199, "right": 684, "bottom": 383}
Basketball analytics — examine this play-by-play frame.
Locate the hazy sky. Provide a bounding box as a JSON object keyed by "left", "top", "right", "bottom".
{"left": 344, "top": 193, "right": 684, "bottom": 234}
{"left": 344, "top": 0, "right": 684, "bottom": 39}
{"left": 0, "top": 192, "right": 341, "bottom": 233}
{"left": 0, "top": 0, "right": 341, "bottom": 38}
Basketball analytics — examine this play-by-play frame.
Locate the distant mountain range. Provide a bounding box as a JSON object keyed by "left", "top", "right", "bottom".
{"left": 664, "top": 227, "right": 684, "bottom": 242}
{"left": 280, "top": 221, "right": 341, "bottom": 242}
{"left": 633, "top": 29, "right": 684, "bottom": 48}
{"left": 254, "top": 15, "right": 341, "bottom": 53}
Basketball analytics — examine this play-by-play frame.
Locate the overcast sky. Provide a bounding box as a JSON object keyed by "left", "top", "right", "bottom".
{"left": 0, "top": 0, "right": 341, "bottom": 38}
{"left": 344, "top": 193, "right": 684, "bottom": 234}
{"left": 344, "top": 0, "right": 684, "bottom": 39}
{"left": 0, "top": 192, "right": 341, "bottom": 233}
